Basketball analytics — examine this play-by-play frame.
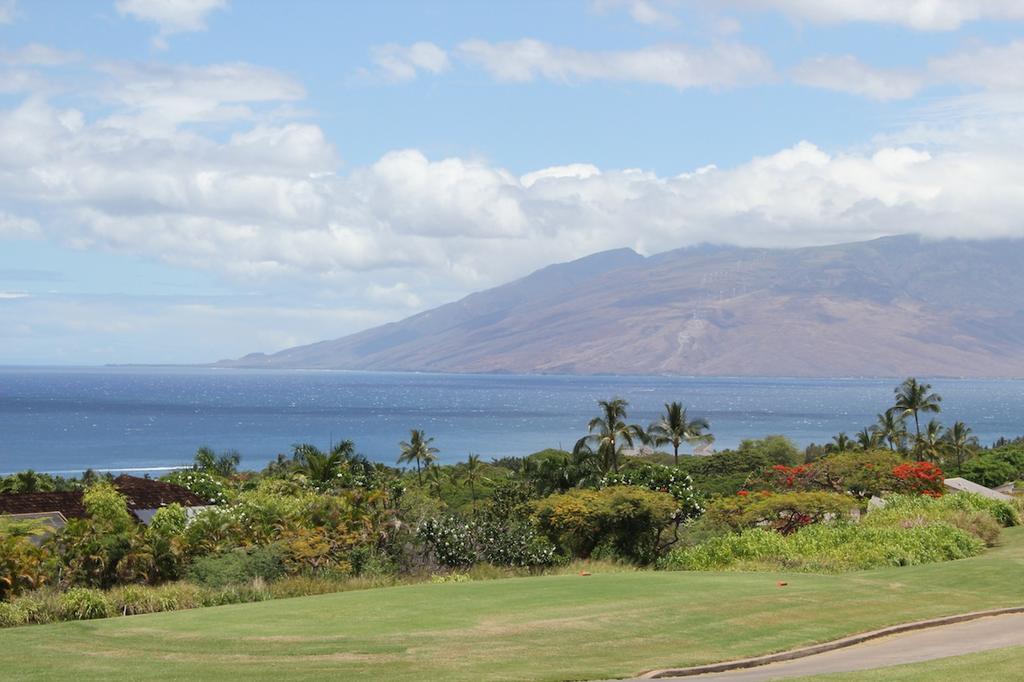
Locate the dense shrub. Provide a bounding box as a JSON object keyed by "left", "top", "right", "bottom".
{"left": 960, "top": 445, "right": 1024, "bottom": 487}
{"left": 59, "top": 587, "right": 113, "bottom": 620}
{"left": 0, "top": 531, "right": 50, "bottom": 600}
{"left": 416, "top": 516, "right": 557, "bottom": 570}
{"left": 602, "top": 462, "right": 703, "bottom": 520}
{"left": 676, "top": 438, "right": 799, "bottom": 497}
{"left": 703, "top": 491, "right": 858, "bottom": 534}
{"left": 532, "top": 486, "right": 677, "bottom": 562}
{"left": 163, "top": 469, "right": 230, "bottom": 504}
{"left": 864, "top": 492, "right": 1018, "bottom": 546}
{"left": 187, "top": 545, "right": 287, "bottom": 588}
{"left": 660, "top": 522, "right": 984, "bottom": 573}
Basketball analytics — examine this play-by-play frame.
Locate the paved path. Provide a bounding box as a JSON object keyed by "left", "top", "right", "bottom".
{"left": 637, "top": 613, "right": 1024, "bottom": 681}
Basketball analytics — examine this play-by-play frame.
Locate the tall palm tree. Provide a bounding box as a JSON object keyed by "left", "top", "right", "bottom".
{"left": 875, "top": 411, "right": 908, "bottom": 452}
{"left": 647, "top": 402, "right": 712, "bottom": 466}
{"left": 462, "top": 454, "right": 491, "bottom": 515}
{"left": 915, "top": 418, "right": 945, "bottom": 463}
{"left": 943, "top": 421, "right": 978, "bottom": 474}
{"left": 397, "top": 429, "right": 439, "bottom": 485}
{"left": 890, "top": 377, "right": 942, "bottom": 440}
{"left": 574, "top": 397, "right": 647, "bottom": 474}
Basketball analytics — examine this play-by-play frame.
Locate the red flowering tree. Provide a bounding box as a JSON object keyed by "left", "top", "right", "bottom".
{"left": 891, "top": 461, "right": 944, "bottom": 496}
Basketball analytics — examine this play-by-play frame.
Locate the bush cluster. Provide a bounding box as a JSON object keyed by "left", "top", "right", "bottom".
{"left": 660, "top": 522, "right": 984, "bottom": 572}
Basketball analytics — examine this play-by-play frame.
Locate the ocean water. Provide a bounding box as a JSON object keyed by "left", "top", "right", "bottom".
{"left": 1, "top": 367, "right": 1023, "bottom": 475}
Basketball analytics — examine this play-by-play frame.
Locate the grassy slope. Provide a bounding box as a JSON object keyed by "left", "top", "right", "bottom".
{"left": 798, "top": 645, "right": 1024, "bottom": 681}
{"left": 1, "top": 527, "right": 1022, "bottom": 682}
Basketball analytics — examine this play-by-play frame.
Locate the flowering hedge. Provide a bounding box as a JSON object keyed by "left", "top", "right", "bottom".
{"left": 416, "top": 516, "right": 557, "bottom": 569}
{"left": 163, "top": 470, "right": 230, "bottom": 505}
{"left": 762, "top": 452, "right": 943, "bottom": 498}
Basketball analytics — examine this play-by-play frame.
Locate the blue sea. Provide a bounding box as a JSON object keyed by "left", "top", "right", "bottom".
{"left": 1, "top": 367, "right": 1023, "bottom": 475}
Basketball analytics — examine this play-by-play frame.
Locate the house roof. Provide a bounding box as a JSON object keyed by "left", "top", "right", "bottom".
{"left": 0, "top": 475, "right": 208, "bottom": 521}
{"left": 943, "top": 477, "right": 1014, "bottom": 501}
{"left": 111, "top": 474, "right": 207, "bottom": 510}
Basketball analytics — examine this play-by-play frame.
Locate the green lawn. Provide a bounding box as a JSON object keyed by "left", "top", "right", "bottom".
{"left": 797, "top": 645, "right": 1024, "bottom": 681}
{"left": 2, "top": 527, "right": 1023, "bottom": 681}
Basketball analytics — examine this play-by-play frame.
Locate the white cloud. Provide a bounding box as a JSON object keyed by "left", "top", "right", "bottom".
{"left": 930, "top": 40, "right": 1024, "bottom": 90}
{"left": 0, "top": 1, "right": 15, "bottom": 25}
{"left": 3, "top": 50, "right": 1024, "bottom": 337}
{"left": 793, "top": 55, "right": 925, "bottom": 100}
{"left": 458, "top": 38, "right": 773, "bottom": 89}
{"left": 732, "top": 0, "right": 1024, "bottom": 30}
{"left": 369, "top": 42, "right": 450, "bottom": 81}
{"left": 0, "top": 44, "right": 80, "bottom": 66}
{"left": 591, "top": 0, "right": 679, "bottom": 26}
{"left": 115, "top": 0, "right": 228, "bottom": 48}
{"left": 0, "top": 211, "right": 40, "bottom": 237}
{"left": 366, "top": 282, "right": 422, "bottom": 309}
{"left": 521, "top": 164, "right": 602, "bottom": 188}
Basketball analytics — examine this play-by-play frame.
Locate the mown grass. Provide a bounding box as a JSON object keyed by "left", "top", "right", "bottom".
{"left": 797, "top": 644, "right": 1024, "bottom": 681}
{"left": 1, "top": 527, "right": 1022, "bottom": 682}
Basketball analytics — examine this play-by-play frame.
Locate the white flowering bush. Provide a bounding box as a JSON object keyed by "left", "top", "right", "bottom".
{"left": 601, "top": 463, "right": 703, "bottom": 521}
{"left": 416, "top": 516, "right": 557, "bottom": 569}
{"left": 163, "top": 470, "right": 229, "bottom": 505}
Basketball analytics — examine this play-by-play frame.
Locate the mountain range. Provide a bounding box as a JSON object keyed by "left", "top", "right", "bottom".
{"left": 220, "top": 235, "right": 1024, "bottom": 377}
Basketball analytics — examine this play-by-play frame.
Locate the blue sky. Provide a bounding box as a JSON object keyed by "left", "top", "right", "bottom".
{"left": 1, "top": 0, "right": 1023, "bottom": 364}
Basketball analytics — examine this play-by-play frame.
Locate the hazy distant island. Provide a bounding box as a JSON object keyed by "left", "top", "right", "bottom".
{"left": 219, "top": 235, "right": 1024, "bottom": 378}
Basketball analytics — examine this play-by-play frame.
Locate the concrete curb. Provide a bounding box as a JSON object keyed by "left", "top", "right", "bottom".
{"left": 637, "top": 606, "right": 1024, "bottom": 679}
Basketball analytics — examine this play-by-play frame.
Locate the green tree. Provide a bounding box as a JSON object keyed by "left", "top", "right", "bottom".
{"left": 193, "top": 447, "right": 241, "bottom": 478}
{"left": 574, "top": 398, "right": 647, "bottom": 474}
{"left": 398, "top": 429, "right": 439, "bottom": 485}
{"left": 292, "top": 441, "right": 354, "bottom": 487}
{"left": 915, "top": 418, "right": 946, "bottom": 463}
{"left": 831, "top": 432, "right": 853, "bottom": 452}
{"left": 875, "top": 411, "right": 908, "bottom": 452}
{"left": 425, "top": 464, "right": 448, "bottom": 498}
{"left": 462, "top": 454, "right": 491, "bottom": 515}
{"left": 647, "top": 402, "right": 712, "bottom": 466}
{"left": 856, "top": 427, "right": 880, "bottom": 450}
{"left": 943, "top": 421, "right": 979, "bottom": 475}
{"left": 890, "top": 377, "right": 942, "bottom": 440}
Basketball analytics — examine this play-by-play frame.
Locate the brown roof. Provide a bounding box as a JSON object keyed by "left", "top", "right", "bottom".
{"left": 0, "top": 475, "right": 207, "bottom": 521}
{"left": 111, "top": 475, "right": 207, "bottom": 509}
{"left": 0, "top": 491, "right": 87, "bottom": 519}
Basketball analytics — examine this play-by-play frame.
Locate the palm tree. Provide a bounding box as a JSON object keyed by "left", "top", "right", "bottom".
{"left": 193, "top": 446, "right": 240, "bottom": 478}
{"left": 915, "top": 418, "right": 945, "bottom": 463}
{"left": 831, "top": 432, "right": 853, "bottom": 452}
{"left": 397, "top": 429, "right": 439, "bottom": 485}
{"left": 574, "top": 397, "right": 647, "bottom": 474}
{"left": 890, "top": 378, "right": 942, "bottom": 440}
{"left": 875, "top": 411, "right": 908, "bottom": 452}
{"left": 302, "top": 449, "right": 344, "bottom": 486}
{"left": 425, "top": 464, "right": 448, "bottom": 497}
{"left": 855, "top": 427, "right": 879, "bottom": 450}
{"left": 647, "top": 402, "right": 712, "bottom": 466}
{"left": 943, "top": 421, "right": 978, "bottom": 474}
{"left": 462, "top": 454, "right": 491, "bottom": 514}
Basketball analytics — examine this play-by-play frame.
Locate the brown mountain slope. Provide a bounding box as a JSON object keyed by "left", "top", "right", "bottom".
{"left": 221, "top": 235, "right": 1024, "bottom": 377}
